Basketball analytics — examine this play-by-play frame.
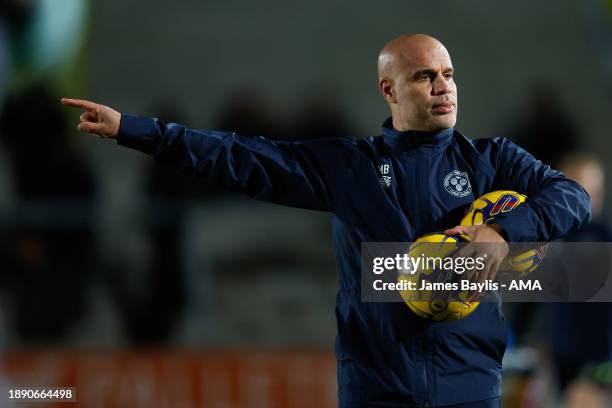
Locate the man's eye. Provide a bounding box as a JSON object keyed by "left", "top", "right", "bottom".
{"left": 444, "top": 73, "right": 453, "bottom": 79}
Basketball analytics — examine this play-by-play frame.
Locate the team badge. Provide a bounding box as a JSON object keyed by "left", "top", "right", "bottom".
{"left": 444, "top": 170, "right": 472, "bottom": 197}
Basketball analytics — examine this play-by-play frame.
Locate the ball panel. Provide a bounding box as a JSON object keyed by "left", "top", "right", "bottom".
{"left": 460, "top": 190, "right": 546, "bottom": 276}
{"left": 461, "top": 191, "right": 527, "bottom": 227}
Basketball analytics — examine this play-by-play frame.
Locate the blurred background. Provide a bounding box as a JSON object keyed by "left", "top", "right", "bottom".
{"left": 0, "top": 0, "right": 611, "bottom": 406}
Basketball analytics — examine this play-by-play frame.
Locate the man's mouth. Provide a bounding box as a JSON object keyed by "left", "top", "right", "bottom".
{"left": 432, "top": 103, "right": 454, "bottom": 114}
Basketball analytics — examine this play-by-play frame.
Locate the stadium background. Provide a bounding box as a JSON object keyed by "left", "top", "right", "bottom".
{"left": 0, "top": 0, "right": 611, "bottom": 406}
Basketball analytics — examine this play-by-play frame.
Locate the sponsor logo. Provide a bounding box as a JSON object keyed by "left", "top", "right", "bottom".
{"left": 378, "top": 164, "right": 392, "bottom": 188}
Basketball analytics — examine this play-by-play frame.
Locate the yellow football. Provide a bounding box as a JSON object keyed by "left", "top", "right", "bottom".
{"left": 460, "top": 190, "right": 547, "bottom": 278}
{"left": 399, "top": 233, "right": 480, "bottom": 322}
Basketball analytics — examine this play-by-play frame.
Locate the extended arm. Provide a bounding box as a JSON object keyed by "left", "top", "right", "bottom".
{"left": 61, "top": 98, "right": 347, "bottom": 211}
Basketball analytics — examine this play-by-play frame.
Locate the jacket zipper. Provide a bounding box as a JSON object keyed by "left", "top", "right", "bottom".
{"left": 414, "top": 152, "right": 422, "bottom": 231}
{"left": 417, "top": 151, "right": 430, "bottom": 408}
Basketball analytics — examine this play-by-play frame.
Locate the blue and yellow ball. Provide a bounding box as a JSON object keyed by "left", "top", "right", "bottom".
{"left": 460, "top": 190, "right": 547, "bottom": 277}
{"left": 398, "top": 233, "right": 480, "bottom": 322}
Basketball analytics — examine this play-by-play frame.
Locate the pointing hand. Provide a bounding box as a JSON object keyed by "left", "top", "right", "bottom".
{"left": 61, "top": 98, "right": 121, "bottom": 139}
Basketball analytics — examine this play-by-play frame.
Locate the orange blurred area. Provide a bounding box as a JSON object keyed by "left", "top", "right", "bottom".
{"left": 0, "top": 350, "right": 337, "bottom": 408}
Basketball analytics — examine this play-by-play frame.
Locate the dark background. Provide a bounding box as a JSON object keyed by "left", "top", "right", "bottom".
{"left": 0, "top": 0, "right": 610, "bottom": 406}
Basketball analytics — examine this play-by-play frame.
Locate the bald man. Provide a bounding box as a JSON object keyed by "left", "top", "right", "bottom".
{"left": 62, "top": 34, "right": 590, "bottom": 407}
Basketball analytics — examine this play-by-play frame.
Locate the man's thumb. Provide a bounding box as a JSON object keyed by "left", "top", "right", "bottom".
{"left": 77, "top": 122, "right": 104, "bottom": 135}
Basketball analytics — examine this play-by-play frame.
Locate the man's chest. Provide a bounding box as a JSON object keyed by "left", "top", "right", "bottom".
{"left": 338, "top": 148, "right": 496, "bottom": 241}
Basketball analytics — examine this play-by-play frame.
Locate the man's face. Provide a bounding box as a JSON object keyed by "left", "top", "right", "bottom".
{"left": 380, "top": 40, "right": 458, "bottom": 132}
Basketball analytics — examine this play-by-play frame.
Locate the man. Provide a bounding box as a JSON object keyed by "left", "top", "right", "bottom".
{"left": 62, "top": 34, "right": 590, "bottom": 408}
{"left": 553, "top": 153, "right": 611, "bottom": 390}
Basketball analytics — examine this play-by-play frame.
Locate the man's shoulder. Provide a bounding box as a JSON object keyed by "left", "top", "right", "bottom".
{"left": 453, "top": 130, "right": 506, "bottom": 144}
{"left": 285, "top": 135, "right": 381, "bottom": 163}
{"left": 453, "top": 130, "right": 510, "bottom": 154}
{"left": 312, "top": 135, "right": 385, "bottom": 153}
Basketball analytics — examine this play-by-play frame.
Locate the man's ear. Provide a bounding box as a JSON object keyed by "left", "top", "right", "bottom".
{"left": 379, "top": 79, "right": 396, "bottom": 104}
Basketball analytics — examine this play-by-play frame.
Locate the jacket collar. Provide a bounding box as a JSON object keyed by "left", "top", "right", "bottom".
{"left": 381, "top": 117, "right": 454, "bottom": 149}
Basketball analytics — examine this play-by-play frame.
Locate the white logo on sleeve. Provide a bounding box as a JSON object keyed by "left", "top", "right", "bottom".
{"left": 378, "top": 163, "right": 392, "bottom": 188}
{"left": 444, "top": 170, "right": 472, "bottom": 197}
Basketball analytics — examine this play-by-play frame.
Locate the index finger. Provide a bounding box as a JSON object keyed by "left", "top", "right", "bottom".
{"left": 60, "top": 98, "right": 99, "bottom": 111}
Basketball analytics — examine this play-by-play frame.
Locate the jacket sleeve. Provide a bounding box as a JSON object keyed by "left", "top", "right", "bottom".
{"left": 116, "top": 114, "right": 350, "bottom": 212}
{"left": 489, "top": 138, "right": 591, "bottom": 242}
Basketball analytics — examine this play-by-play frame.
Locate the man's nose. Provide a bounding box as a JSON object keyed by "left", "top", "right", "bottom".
{"left": 432, "top": 75, "right": 451, "bottom": 95}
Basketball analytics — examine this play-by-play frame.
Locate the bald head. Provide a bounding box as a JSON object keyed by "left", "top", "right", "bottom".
{"left": 377, "top": 34, "right": 457, "bottom": 132}
{"left": 378, "top": 34, "right": 450, "bottom": 81}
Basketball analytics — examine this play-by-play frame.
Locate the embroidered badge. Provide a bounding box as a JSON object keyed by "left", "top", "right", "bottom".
{"left": 444, "top": 170, "right": 472, "bottom": 197}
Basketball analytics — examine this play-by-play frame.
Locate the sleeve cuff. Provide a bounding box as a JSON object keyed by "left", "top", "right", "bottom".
{"left": 491, "top": 204, "right": 538, "bottom": 242}
{"left": 116, "top": 114, "right": 159, "bottom": 154}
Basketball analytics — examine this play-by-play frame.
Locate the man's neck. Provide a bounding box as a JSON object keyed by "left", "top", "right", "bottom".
{"left": 392, "top": 118, "right": 447, "bottom": 133}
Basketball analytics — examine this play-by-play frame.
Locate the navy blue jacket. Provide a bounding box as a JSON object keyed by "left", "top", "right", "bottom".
{"left": 117, "top": 115, "right": 591, "bottom": 407}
